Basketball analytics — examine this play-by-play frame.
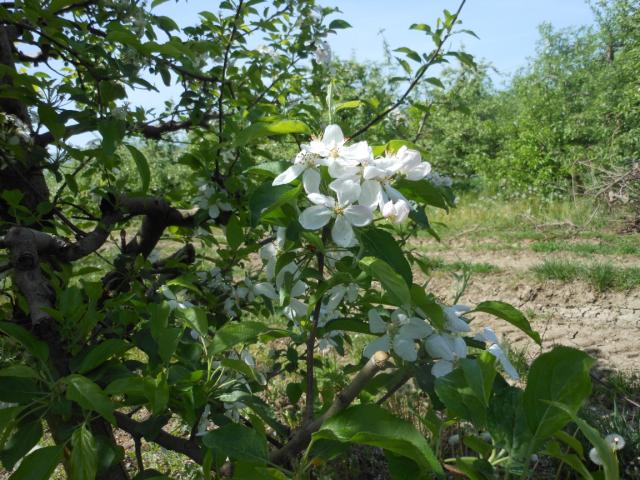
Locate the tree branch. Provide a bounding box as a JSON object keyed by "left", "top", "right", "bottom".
{"left": 114, "top": 412, "right": 205, "bottom": 464}
{"left": 270, "top": 351, "right": 391, "bottom": 466}
{"left": 349, "top": 0, "right": 467, "bottom": 140}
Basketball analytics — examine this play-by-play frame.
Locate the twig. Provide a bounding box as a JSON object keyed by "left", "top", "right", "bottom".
{"left": 216, "top": 0, "right": 244, "bottom": 173}
{"left": 349, "top": 0, "right": 467, "bottom": 140}
{"left": 303, "top": 241, "right": 326, "bottom": 424}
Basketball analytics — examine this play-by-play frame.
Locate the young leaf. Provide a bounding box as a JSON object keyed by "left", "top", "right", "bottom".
{"left": 472, "top": 301, "right": 541, "bottom": 345}
{"left": 0, "top": 322, "right": 49, "bottom": 364}
{"left": 308, "top": 404, "right": 443, "bottom": 476}
{"left": 71, "top": 425, "right": 97, "bottom": 480}
{"left": 125, "top": 145, "right": 151, "bottom": 194}
{"left": 358, "top": 227, "right": 412, "bottom": 285}
{"left": 65, "top": 375, "right": 116, "bottom": 425}
{"left": 201, "top": 423, "right": 268, "bottom": 465}
{"left": 523, "top": 347, "right": 595, "bottom": 448}
{"left": 210, "top": 321, "right": 269, "bottom": 355}
{"left": 75, "top": 339, "right": 132, "bottom": 374}
{"left": 359, "top": 257, "right": 411, "bottom": 307}
{"left": 234, "top": 120, "right": 310, "bottom": 147}
{"left": 8, "top": 446, "right": 63, "bottom": 480}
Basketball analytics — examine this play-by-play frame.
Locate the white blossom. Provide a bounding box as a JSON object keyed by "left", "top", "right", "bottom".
{"left": 299, "top": 184, "right": 372, "bottom": 247}
{"left": 424, "top": 333, "right": 467, "bottom": 377}
{"left": 159, "top": 285, "right": 193, "bottom": 310}
{"left": 381, "top": 199, "right": 411, "bottom": 224}
{"left": 364, "top": 309, "right": 433, "bottom": 362}
{"left": 474, "top": 327, "right": 520, "bottom": 381}
{"left": 315, "top": 40, "right": 332, "bottom": 66}
{"left": 195, "top": 404, "right": 211, "bottom": 436}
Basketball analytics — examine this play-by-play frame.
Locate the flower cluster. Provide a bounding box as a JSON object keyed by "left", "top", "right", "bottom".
{"left": 364, "top": 304, "right": 519, "bottom": 380}
{"left": 273, "top": 124, "right": 432, "bottom": 247}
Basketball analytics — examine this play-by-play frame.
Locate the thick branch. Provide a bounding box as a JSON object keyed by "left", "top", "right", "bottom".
{"left": 270, "top": 351, "right": 391, "bottom": 466}
{"left": 114, "top": 412, "right": 204, "bottom": 464}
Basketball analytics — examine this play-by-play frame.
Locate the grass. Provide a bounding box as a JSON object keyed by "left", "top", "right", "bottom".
{"left": 531, "top": 239, "right": 640, "bottom": 256}
{"left": 418, "top": 256, "right": 500, "bottom": 274}
{"left": 532, "top": 259, "right": 640, "bottom": 291}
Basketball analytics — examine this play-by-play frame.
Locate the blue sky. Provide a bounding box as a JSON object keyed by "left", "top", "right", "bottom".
{"left": 153, "top": 0, "right": 595, "bottom": 80}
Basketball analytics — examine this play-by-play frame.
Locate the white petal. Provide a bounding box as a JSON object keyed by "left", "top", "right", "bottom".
{"left": 254, "top": 282, "right": 278, "bottom": 300}
{"left": 432, "top": 360, "right": 454, "bottom": 377}
{"left": 363, "top": 335, "right": 390, "bottom": 358}
{"left": 299, "top": 205, "right": 332, "bottom": 230}
{"left": 307, "top": 193, "right": 335, "bottom": 207}
{"left": 328, "top": 159, "right": 360, "bottom": 179}
{"left": 331, "top": 215, "right": 354, "bottom": 247}
{"left": 363, "top": 165, "right": 387, "bottom": 180}
{"left": 398, "top": 318, "right": 433, "bottom": 339}
{"left": 393, "top": 336, "right": 418, "bottom": 362}
{"left": 273, "top": 164, "right": 305, "bottom": 186}
{"left": 341, "top": 141, "right": 370, "bottom": 162}
{"left": 302, "top": 168, "right": 321, "bottom": 194}
{"left": 344, "top": 205, "right": 373, "bottom": 227}
{"left": 382, "top": 200, "right": 395, "bottom": 218}
{"left": 322, "top": 124, "right": 344, "bottom": 148}
{"left": 359, "top": 180, "right": 383, "bottom": 209}
{"left": 291, "top": 280, "right": 307, "bottom": 298}
{"left": 475, "top": 327, "right": 499, "bottom": 345}
{"left": 208, "top": 204, "right": 220, "bottom": 219}
{"left": 445, "top": 307, "right": 471, "bottom": 333}
{"left": 451, "top": 336, "right": 468, "bottom": 359}
{"left": 488, "top": 344, "right": 519, "bottom": 380}
{"left": 384, "top": 184, "right": 408, "bottom": 203}
{"left": 424, "top": 334, "right": 455, "bottom": 361}
{"left": 405, "top": 162, "right": 432, "bottom": 181}
{"left": 330, "top": 178, "right": 361, "bottom": 205}
{"left": 368, "top": 309, "right": 387, "bottom": 334}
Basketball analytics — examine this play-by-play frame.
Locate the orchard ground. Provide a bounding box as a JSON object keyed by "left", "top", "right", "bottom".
{"left": 419, "top": 194, "right": 640, "bottom": 374}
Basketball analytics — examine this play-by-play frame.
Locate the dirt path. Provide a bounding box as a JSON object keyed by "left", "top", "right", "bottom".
{"left": 420, "top": 238, "right": 640, "bottom": 373}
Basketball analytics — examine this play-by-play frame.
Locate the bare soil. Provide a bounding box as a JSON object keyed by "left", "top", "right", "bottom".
{"left": 420, "top": 237, "right": 640, "bottom": 373}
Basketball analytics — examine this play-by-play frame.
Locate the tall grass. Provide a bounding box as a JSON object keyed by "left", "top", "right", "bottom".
{"left": 532, "top": 259, "right": 640, "bottom": 291}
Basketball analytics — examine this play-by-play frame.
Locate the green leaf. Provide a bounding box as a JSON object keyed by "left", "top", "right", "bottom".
{"left": 358, "top": 228, "right": 412, "bottom": 285}
{"left": 435, "top": 367, "right": 489, "bottom": 428}
{"left": 0, "top": 419, "right": 43, "bottom": 470}
{"left": 359, "top": 257, "right": 411, "bottom": 307}
{"left": 8, "top": 445, "right": 63, "bottom": 480}
{"left": 308, "top": 404, "right": 442, "bottom": 476}
{"left": 0, "top": 377, "right": 45, "bottom": 404}
{"left": 178, "top": 307, "right": 208, "bottom": 337}
{"left": 328, "top": 19, "right": 352, "bottom": 29}
{"left": 394, "top": 47, "right": 422, "bottom": 63}
{"left": 0, "top": 322, "right": 49, "bottom": 364}
{"left": 220, "top": 359, "right": 264, "bottom": 385}
{"left": 523, "top": 347, "right": 595, "bottom": 448}
{"left": 126, "top": 145, "right": 151, "bottom": 194}
{"left": 409, "top": 286, "right": 445, "bottom": 330}
{"left": 234, "top": 120, "right": 310, "bottom": 147}
{"left": 335, "top": 100, "right": 365, "bottom": 111}
{"left": 473, "top": 301, "right": 541, "bottom": 345}
{"left": 0, "top": 365, "right": 39, "bottom": 379}
{"left": 201, "top": 423, "right": 268, "bottom": 465}
{"left": 155, "top": 327, "right": 182, "bottom": 364}
{"left": 65, "top": 374, "right": 116, "bottom": 425}
{"left": 226, "top": 215, "right": 243, "bottom": 250}
{"left": 71, "top": 425, "right": 97, "bottom": 480}
{"left": 37, "top": 105, "right": 64, "bottom": 139}
{"left": 98, "top": 119, "right": 125, "bottom": 156}
{"left": 545, "top": 441, "right": 593, "bottom": 480}
{"left": 75, "top": 339, "right": 132, "bottom": 374}
{"left": 248, "top": 182, "right": 299, "bottom": 227}
{"left": 244, "top": 161, "right": 290, "bottom": 178}
{"left": 547, "top": 403, "right": 618, "bottom": 480}
{"left": 395, "top": 179, "right": 450, "bottom": 211}
{"left": 210, "top": 321, "right": 269, "bottom": 355}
